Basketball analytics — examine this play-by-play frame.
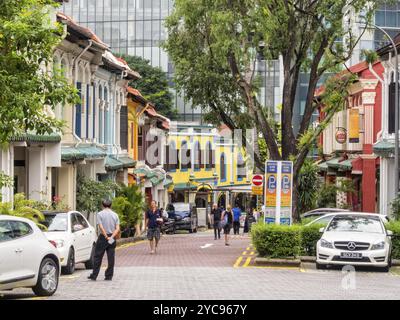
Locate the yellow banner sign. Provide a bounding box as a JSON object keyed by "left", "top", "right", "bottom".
{"left": 349, "top": 109, "right": 360, "bottom": 143}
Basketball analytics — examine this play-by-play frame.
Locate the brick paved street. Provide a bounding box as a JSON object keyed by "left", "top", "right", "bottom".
{"left": 2, "top": 230, "right": 400, "bottom": 300}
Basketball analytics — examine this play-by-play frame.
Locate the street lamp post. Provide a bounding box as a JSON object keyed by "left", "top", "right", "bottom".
{"left": 361, "top": 21, "right": 399, "bottom": 198}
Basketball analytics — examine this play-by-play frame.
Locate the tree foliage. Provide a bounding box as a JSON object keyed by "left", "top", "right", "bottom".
{"left": 297, "top": 159, "right": 320, "bottom": 215}
{"left": 0, "top": 0, "right": 79, "bottom": 143}
{"left": 76, "top": 175, "right": 120, "bottom": 218}
{"left": 164, "top": 0, "right": 381, "bottom": 220}
{"left": 118, "top": 55, "right": 177, "bottom": 119}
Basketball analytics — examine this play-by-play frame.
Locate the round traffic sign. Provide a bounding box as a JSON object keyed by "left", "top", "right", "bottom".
{"left": 252, "top": 174, "right": 263, "bottom": 186}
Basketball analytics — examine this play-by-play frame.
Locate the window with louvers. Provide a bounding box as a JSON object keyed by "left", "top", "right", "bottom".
{"left": 389, "top": 82, "right": 396, "bottom": 134}
{"left": 120, "top": 106, "right": 128, "bottom": 150}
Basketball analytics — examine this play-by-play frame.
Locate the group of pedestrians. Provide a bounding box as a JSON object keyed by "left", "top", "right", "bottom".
{"left": 210, "top": 203, "right": 243, "bottom": 246}
{"left": 88, "top": 199, "right": 253, "bottom": 281}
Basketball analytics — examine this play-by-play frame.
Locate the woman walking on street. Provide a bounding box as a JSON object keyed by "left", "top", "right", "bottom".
{"left": 221, "top": 205, "right": 233, "bottom": 246}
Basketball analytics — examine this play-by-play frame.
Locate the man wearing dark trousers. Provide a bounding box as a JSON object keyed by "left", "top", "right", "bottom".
{"left": 210, "top": 203, "right": 222, "bottom": 240}
{"left": 88, "top": 199, "right": 120, "bottom": 281}
{"left": 232, "top": 204, "right": 241, "bottom": 235}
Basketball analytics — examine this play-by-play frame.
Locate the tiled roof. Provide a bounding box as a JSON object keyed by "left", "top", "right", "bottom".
{"left": 11, "top": 133, "right": 61, "bottom": 143}
{"left": 61, "top": 144, "right": 107, "bottom": 161}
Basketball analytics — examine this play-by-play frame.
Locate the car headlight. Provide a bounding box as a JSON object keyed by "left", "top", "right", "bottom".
{"left": 183, "top": 217, "right": 190, "bottom": 222}
{"left": 54, "top": 239, "right": 65, "bottom": 248}
{"left": 371, "top": 241, "right": 385, "bottom": 250}
{"left": 320, "top": 239, "right": 333, "bottom": 249}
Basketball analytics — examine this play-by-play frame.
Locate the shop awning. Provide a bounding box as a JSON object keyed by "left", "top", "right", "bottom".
{"left": 374, "top": 140, "right": 394, "bottom": 157}
{"left": 105, "top": 156, "right": 136, "bottom": 171}
{"left": 61, "top": 144, "right": 107, "bottom": 161}
{"left": 326, "top": 157, "right": 352, "bottom": 171}
{"left": 163, "top": 175, "right": 174, "bottom": 187}
{"left": 317, "top": 161, "right": 328, "bottom": 172}
{"left": 11, "top": 133, "right": 61, "bottom": 143}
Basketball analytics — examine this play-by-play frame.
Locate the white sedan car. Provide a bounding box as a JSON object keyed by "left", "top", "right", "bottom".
{"left": 316, "top": 213, "right": 392, "bottom": 272}
{"left": 43, "top": 211, "right": 97, "bottom": 275}
{"left": 0, "top": 215, "right": 60, "bottom": 296}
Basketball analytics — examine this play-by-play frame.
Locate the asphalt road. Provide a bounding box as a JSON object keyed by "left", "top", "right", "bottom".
{"left": 2, "top": 230, "right": 400, "bottom": 300}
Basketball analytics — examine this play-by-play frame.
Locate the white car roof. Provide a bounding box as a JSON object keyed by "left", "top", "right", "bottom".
{"left": 0, "top": 214, "right": 37, "bottom": 225}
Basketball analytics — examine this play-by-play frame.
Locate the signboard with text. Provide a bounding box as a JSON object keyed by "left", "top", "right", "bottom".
{"left": 264, "top": 161, "right": 293, "bottom": 225}
{"left": 252, "top": 174, "right": 264, "bottom": 196}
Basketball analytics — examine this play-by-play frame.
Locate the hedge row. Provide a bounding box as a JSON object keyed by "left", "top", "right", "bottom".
{"left": 386, "top": 221, "right": 400, "bottom": 259}
{"left": 251, "top": 221, "right": 400, "bottom": 259}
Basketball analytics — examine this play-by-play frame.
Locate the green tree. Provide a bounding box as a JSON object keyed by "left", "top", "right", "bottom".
{"left": 113, "top": 184, "right": 146, "bottom": 231}
{"left": 297, "top": 160, "right": 320, "bottom": 215}
{"left": 0, "top": 0, "right": 79, "bottom": 187}
{"left": 118, "top": 55, "right": 177, "bottom": 119}
{"left": 164, "top": 0, "right": 381, "bottom": 221}
{"left": 76, "top": 175, "right": 120, "bottom": 220}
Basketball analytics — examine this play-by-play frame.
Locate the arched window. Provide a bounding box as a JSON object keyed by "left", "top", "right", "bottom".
{"left": 194, "top": 141, "right": 201, "bottom": 171}
{"left": 205, "top": 141, "right": 214, "bottom": 170}
{"left": 237, "top": 153, "right": 246, "bottom": 181}
{"left": 180, "top": 140, "right": 191, "bottom": 171}
{"left": 220, "top": 153, "right": 226, "bottom": 182}
{"left": 165, "top": 141, "right": 178, "bottom": 172}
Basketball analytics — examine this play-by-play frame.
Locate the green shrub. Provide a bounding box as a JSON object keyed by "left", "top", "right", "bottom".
{"left": 251, "top": 223, "right": 301, "bottom": 258}
{"left": 390, "top": 195, "right": 400, "bottom": 220}
{"left": 300, "top": 224, "right": 324, "bottom": 256}
{"left": 386, "top": 221, "right": 400, "bottom": 260}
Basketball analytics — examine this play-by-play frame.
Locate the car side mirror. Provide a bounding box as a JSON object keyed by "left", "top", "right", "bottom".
{"left": 387, "top": 230, "right": 393, "bottom": 237}
{"left": 319, "top": 227, "right": 325, "bottom": 233}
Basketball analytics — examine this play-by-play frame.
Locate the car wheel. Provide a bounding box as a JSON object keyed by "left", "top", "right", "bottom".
{"left": 62, "top": 248, "right": 75, "bottom": 275}
{"left": 84, "top": 244, "right": 95, "bottom": 270}
{"left": 32, "top": 257, "right": 59, "bottom": 296}
{"left": 193, "top": 228, "right": 198, "bottom": 233}
{"left": 316, "top": 262, "right": 326, "bottom": 270}
{"left": 380, "top": 265, "right": 390, "bottom": 273}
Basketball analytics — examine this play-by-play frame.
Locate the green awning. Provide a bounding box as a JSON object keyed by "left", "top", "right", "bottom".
{"left": 163, "top": 175, "right": 174, "bottom": 187}
{"left": 150, "top": 175, "right": 164, "bottom": 185}
{"left": 11, "top": 133, "right": 61, "bottom": 143}
{"left": 105, "top": 156, "right": 124, "bottom": 170}
{"left": 374, "top": 140, "right": 394, "bottom": 157}
{"left": 317, "top": 161, "right": 328, "bottom": 172}
{"left": 338, "top": 159, "right": 353, "bottom": 171}
{"left": 61, "top": 145, "right": 107, "bottom": 161}
{"left": 173, "top": 182, "right": 197, "bottom": 190}
{"left": 118, "top": 156, "right": 136, "bottom": 168}
{"left": 326, "top": 157, "right": 352, "bottom": 171}
{"left": 134, "top": 167, "right": 149, "bottom": 175}
{"left": 105, "top": 156, "right": 136, "bottom": 171}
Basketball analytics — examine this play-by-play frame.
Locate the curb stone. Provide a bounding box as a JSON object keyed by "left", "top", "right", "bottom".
{"left": 117, "top": 235, "right": 146, "bottom": 247}
{"left": 254, "top": 257, "right": 301, "bottom": 267}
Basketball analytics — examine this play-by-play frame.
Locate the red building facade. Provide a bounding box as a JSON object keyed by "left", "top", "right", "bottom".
{"left": 317, "top": 61, "right": 383, "bottom": 212}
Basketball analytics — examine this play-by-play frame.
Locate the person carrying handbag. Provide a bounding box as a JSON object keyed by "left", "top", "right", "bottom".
{"left": 145, "top": 200, "right": 163, "bottom": 254}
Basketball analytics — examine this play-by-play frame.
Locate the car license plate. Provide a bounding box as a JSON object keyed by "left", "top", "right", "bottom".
{"left": 340, "top": 252, "right": 362, "bottom": 259}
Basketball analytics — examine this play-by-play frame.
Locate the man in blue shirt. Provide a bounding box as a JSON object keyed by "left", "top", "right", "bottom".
{"left": 145, "top": 200, "right": 162, "bottom": 254}
{"left": 232, "top": 205, "right": 242, "bottom": 235}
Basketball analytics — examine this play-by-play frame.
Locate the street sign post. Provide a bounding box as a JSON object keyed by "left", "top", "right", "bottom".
{"left": 264, "top": 160, "right": 293, "bottom": 225}
{"left": 251, "top": 174, "right": 264, "bottom": 196}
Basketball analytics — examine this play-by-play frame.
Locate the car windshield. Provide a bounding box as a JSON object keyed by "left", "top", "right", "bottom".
{"left": 326, "top": 216, "right": 384, "bottom": 234}
{"left": 43, "top": 213, "right": 68, "bottom": 232}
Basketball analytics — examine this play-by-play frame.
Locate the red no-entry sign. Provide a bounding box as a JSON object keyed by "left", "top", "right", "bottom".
{"left": 252, "top": 174, "right": 264, "bottom": 186}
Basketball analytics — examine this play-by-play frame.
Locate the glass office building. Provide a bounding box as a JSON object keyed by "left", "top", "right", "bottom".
{"left": 61, "top": 0, "right": 282, "bottom": 124}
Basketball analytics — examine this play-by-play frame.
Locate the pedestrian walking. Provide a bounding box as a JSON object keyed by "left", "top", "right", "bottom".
{"left": 210, "top": 203, "right": 222, "bottom": 240}
{"left": 221, "top": 205, "right": 233, "bottom": 246}
{"left": 232, "top": 204, "right": 241, "bottom": 235}
{"left": 145, "top": 200, "right": 163, "bottom": 254}
{"left": 88, "top": 199, "right": 120, "bottom": 281}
